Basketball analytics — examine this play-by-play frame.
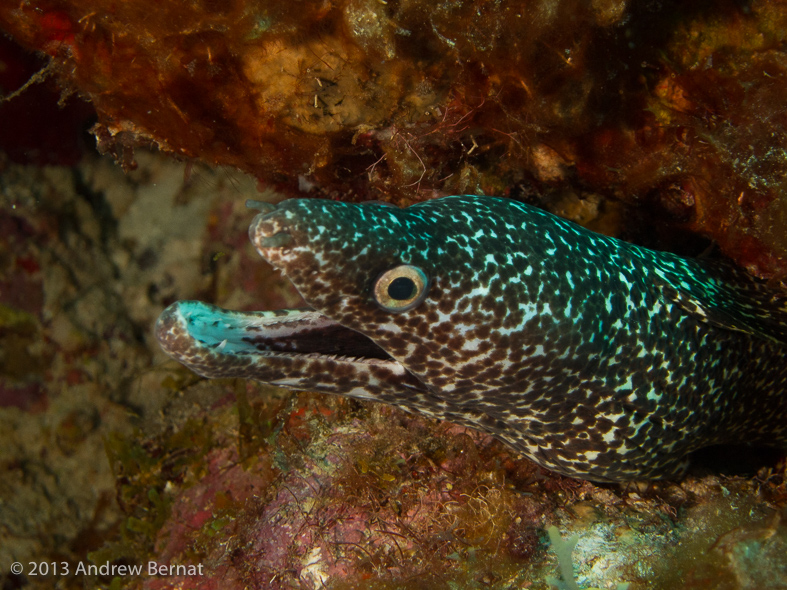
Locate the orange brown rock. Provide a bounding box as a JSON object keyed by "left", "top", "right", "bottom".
{"left": 1, "top": 0, "right": 787, "bottom": 277}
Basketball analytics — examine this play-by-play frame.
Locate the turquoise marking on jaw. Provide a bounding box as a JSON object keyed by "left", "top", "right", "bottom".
{"left": 174, "top": 300, "right": 255, "bottom": 355}
{"left": 157, "top": 195, "right": 787, "bottom": 482}
{"left": 170, "top": 300, "right": 324, "bottom": 356}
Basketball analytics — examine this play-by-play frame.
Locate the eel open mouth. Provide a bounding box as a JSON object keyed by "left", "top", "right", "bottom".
{"left": 156, "top": 198, "right": 414, "bottom": 381}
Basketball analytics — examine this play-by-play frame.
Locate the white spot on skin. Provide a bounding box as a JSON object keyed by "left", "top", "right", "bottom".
{"left": 466, "top": 285, "right": 490, "bottom": 298}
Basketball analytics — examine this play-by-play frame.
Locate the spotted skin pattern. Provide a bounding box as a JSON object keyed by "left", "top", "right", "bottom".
{"left": 156, "top": 196, "right": 787, "bottom": 482}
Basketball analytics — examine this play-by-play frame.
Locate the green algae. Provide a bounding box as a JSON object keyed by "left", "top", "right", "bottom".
{"left": 0, "top": 302, "right": 37, "bottom": 329}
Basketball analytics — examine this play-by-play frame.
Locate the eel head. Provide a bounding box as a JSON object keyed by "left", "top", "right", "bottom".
{"left": 155, "top": 198, "right": 494, "bottom": 407}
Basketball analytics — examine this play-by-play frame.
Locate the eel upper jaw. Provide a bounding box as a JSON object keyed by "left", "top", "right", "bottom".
{"left": 156, "top": 300, "right": 407, "bottom": 376}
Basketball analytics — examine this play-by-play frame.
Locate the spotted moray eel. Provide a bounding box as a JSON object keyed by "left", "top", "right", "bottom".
{"left": 156, "top": 196, "right": 787, "bottom": 482}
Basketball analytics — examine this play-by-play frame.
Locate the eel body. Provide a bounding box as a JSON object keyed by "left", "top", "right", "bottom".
{"left": 156, "top": 196, "right": 787, "bottom": 482}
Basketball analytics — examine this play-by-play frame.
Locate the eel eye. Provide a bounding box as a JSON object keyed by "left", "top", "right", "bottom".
{"left": 373, "top": 265, "right": 429, "bottom": 312}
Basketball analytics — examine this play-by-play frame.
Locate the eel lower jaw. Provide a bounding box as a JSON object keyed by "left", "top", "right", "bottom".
{"left": 156, "top": 300, "right": 402, "bottom": 373}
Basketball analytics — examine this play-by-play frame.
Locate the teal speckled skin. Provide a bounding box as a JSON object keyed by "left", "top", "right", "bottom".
{"left": 156, "top": 196, "right": 787, "bottom": 482}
